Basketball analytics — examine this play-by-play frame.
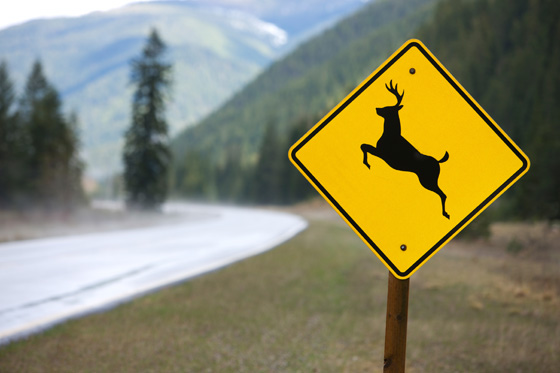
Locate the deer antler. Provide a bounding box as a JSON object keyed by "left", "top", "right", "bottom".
{"left": 385, "top": 80, "right": 404, "bottom": 106}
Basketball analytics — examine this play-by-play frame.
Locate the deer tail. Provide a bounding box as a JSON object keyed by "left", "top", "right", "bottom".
{"left": 438, "top": 151, "right": 449, "bottom": 163}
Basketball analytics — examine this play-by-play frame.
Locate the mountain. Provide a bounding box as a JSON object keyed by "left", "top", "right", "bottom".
{"left": 173, "top": 0, "right": 560, "bottom": 221}
{"left": 0, "top": 0, "right": 368, "bottom": 178}
{"left": 171, "top": 0, "right": 438, "bottom": 166}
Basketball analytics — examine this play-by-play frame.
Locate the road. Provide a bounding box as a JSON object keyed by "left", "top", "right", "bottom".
{"left": 0, "top": 203, "right": 307, "bottom": 344}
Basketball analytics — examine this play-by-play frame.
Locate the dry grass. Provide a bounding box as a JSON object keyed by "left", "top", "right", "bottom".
{"left": 0, "top": 203, "right": 558, "bottom": 372}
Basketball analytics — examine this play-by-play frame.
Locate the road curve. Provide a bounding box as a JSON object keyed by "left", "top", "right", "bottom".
{"left": 0, "top": 203, "right": 307, "bottom": 344}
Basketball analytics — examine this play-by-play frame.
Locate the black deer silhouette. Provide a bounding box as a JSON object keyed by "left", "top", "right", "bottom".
{"left": 360, "top": 81, "right": 450, "bottom": 219}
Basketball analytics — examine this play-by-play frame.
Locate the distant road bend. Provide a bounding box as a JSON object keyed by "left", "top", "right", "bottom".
{"left": 0, "top": 203, "right": 307, "bottom": 344}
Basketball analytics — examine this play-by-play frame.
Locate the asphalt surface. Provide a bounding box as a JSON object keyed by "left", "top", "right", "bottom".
{"left": 0, "top": 203, "right": 307, "bottom": 344}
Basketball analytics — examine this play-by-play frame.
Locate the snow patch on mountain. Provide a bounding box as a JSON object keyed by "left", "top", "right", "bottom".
{"left": 213, "top": 8, "right": 288, "bottom": 47}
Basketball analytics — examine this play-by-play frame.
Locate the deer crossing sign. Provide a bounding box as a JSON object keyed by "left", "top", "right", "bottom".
{"left": 289, "top": 40, "right": 529, "bottom": 279}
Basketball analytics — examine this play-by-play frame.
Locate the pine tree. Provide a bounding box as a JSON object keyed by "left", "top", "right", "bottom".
{"left": 216, "top": 145, "right": 246, "bottom": 202}
{"left": 283, "top": 117, "right": 315, "bottom": 204}
{"left": 20, "top": 60, "right": 50, "bottom": 202}
{"left": 253, "top": 121, "right": 283, "bottom": 204}
{"left": 0, "top": 60, "right": 19, "bottom": 206}
{"left": 176, "top": 150, "right": 213, "bottom": 200}
{"left": 123, "top": 29, "right": 172, "bottom": 210}
{"left": 19, "top": 60, "right": 84, "bottom": 210}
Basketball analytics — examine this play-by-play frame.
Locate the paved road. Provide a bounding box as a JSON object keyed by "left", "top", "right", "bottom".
{"left": 0, "top": 203, "right": 307, "bottom": 344}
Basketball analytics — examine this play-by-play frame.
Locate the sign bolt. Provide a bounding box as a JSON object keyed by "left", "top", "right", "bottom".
{"left": 409, "top": 68, "right": 416, "bottom": 74}
{"left": 400, "top": 244, "right": 407, "bottom": 251}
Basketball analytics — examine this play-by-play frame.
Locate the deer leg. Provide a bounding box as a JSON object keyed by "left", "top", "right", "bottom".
{"left": 438, "top": 190, "right": 450, "bottom": 219}
{"left": 361, "top": 144, "right": 378, "bottom": 169}
{"left": 425, "top": 183, "right": 450, "bottom": 219}
{"left": 417, "top": 170, "right": 450, "bottom": 219}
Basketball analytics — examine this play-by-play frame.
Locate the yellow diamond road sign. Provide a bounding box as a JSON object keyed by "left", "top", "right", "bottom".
{"left": 289, "top": 39, "right": 530, "bottom": 279}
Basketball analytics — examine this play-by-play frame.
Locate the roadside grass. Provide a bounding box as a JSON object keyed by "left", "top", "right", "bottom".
{"left": 0, "top": 212, "right": 558, "bottom": 372}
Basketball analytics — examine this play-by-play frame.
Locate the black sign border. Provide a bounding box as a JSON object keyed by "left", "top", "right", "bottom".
{"left": 290, "top": 40, "right": 529, "bottom": 278}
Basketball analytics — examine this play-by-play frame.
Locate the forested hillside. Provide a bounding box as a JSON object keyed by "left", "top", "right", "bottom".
{"left": 418, "top": 0, "right": 560, "bottom": 219}
{"left": 173, "top": 0, "right": 437, "bottom": 164}
{"left": 171, "top": 0, "right": 439, "bottom": 201}
{"left": 173, "top": 0, "right": 560, "bottom": 221}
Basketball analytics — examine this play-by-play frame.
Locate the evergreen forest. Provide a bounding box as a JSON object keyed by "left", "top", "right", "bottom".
{"left": 0, "top": 60, "right": 84, "bottom": 211}
{"left": 1, "top": 0, "right": 558, "bottom": 222}
{"left": 171, "top": 0, "right": 560, "bottom": 221}
{"left": 419, "top": 0, "right": 560, "bottom": 220}
{"left": 171, "top": 0, "right": 439, "bottom": 203}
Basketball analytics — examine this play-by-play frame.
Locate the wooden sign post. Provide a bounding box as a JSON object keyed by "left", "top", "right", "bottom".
{"left": 383, "top": 272, "right": 410, "bottom": 372}
{"left": 288, "top": 39, "right": 530, "bottom": 371}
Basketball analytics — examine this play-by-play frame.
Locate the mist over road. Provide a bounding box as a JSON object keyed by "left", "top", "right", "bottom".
{"left": 0, "top": 203, "right": 307, "bottom": 344}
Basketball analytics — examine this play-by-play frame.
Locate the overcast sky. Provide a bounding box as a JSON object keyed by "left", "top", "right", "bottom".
{"left": 0, "top": 1, "right": 152, "bottom": 30}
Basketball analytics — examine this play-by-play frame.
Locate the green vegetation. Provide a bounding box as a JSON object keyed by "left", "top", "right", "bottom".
{"left": 1, "top": 211, "right": 557, "bottom": 371}
{"left": 0, "top": 61, "right": 19, "bottom": 204}
{"left": 173, "top": 0, "right": 560, "bottom": 221}
{"left": 172, "top": 0, "right": 439, "bottom": 203}
{"left": 418, "top": 0, "right": 560, "bottom": 220}
{"left": 0, "top": 60, "right": 84, "bottom": 210}
{"left": 123, "top": 29, "right": 172, "bottom": 210}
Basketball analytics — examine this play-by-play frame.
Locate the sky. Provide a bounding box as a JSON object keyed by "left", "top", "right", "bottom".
{"left": 0, "top": 1, "right": 151, "bottom": 30}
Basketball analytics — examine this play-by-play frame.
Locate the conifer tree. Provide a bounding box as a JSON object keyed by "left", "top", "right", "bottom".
{"left": 283, "top": 117, "right": 315, "bottom": 204}
{"left": 253, "top": 121, "right": 282, "bottom": 204}
{"left": 0, "top": 60, "right": 19, "bottom": 206}
{"left": 19, "top": 60, "right": 84, "bottom": 209}
{"left": 176, "top": 150, "right": 210, "bottom": 199}
{"left": 123, "top": 29, "right": 172, "bottom": 210}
